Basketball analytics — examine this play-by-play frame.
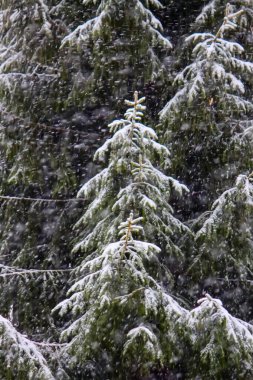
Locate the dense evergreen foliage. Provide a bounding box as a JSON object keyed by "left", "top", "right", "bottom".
{"left": 1, "top": 0, "right": 253, "bottom": 379}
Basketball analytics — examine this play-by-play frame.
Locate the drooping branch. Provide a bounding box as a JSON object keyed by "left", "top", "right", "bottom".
{"left": 0, "top": 195, "right": 86, "bottom": 203}
{"left": 0, "top": 264, "right": 73, "bottom": 278}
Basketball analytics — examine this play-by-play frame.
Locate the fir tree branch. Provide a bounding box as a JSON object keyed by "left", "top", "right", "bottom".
{"left": 113, "top": 286, "right": 146, "bottom": 301}
{"left": 0, "top": 264, "right": 73, "bottom": 278}
{"left": 32, "top": 341, "right": 68, "bottom": 347}
{"left": 0, "top": 195, "right": 86, "bottom": 203}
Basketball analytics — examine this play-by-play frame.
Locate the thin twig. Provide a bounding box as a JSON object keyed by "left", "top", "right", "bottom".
{"left": 114, "top": 287, "right": 145, "bottom": 301}
{"left": 31, "top": 341, "right": 67, "bottom": 347}
{"left": 0, "top": 267, "right": 73, "bottom": 278}
{"left": 0, "top": 195, "right": 85, "bottom": 203}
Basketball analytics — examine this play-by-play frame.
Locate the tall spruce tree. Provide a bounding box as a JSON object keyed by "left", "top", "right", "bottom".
{"left": 70, "top": 92, "right": 190, "bottom": 277}
{"left": 159, "top": 3, "right": 253, "bottom": 215}
{"left": 0, "top": 0, "right": 173, "bottom": 335}
{"left": 0, "top": 0, "right": 90, "bottom": 337}
{"left": 53, "top": 92, "right": 190, "bottom": 377}
{"left": 188, "top": 174, "right": 253, "bottom": 320}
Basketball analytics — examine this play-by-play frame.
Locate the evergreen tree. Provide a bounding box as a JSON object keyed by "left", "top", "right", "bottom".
{"left": 0, "top": 112, "right": 82, "bottom": 336}
{"left": 159, "top": 3, "right": 253, "bottom": 214}
{"left": 1, "top": 0, "right": 253, "bottom": 378}
{"left": 195, "top": 0, "right": 253, "bottom": 32}
{"left": 60, "top": 0, "right": 171, "bottom": 107}
{"left": 189, "top": 174, "right": 253, "bottom": 319}
{"left": 0, "top": 0, "right": 173, "bottom": 336}
{"left": 54, "top": 213, "right": 186, "bottom": 378}
{"left": 185, "top": 293, "right": 253, "bottom": 379}
{"left": 0, "top": 0, "right": 61, "bottom": 116}
{"left": 0, "top": 1, "right": 85, "bottom": 336}
{"left": 52, "top": 92, "right": 190, "bottom": 377}
{"left": 194, "top": 1, "right": 253, "bottom": 62}
{"left": 71, "top": 92, "right": 189, "bottom": 278}
{"left": 0, "top": 314, "right": 54, "bottom": 379}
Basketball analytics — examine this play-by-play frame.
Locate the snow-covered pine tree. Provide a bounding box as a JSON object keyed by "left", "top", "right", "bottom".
{"left": 0, "top": 1, "right": 85, "bottom": 337}
{"left": 0, "top": 313, "right": 54, "bottom": 379}
{"left": 60, "top": 0, "right": 172, "bottom": 107}
{"left": 0, "top": 0, "right": 97, "bottom": 201}
{"left": 185, "top": 293, "right": 253, "bottom": 379}
{"left": 0, "top": 115, "right": 82, "bottom": 337}
{"left": 71, "top": 91, "right": 189, "bottom": 281}
{"left": 193, "top": 0, "right": 253, "bottom": 158}
{"left": 195, "top": 0, "right": 253, "bottom": 33}
{"left": 0, "top": 0, "right": 189, "bottom": 369}
{"left": 194, "top": 0, "right": 253, "bottom": 63}
{"left": 52, "top": 91, "right": 190, "bottom": 377}
{"left": 2, "top": 1, "right": 253, "bottom": 377}
{"left": 0, "top": 0, "right": 173, "bottom": 339}
{"left": 53, "top": 213, "right": 187, "bottom": 378}
{"left": 0, "top": 0, "right": 61, "bottom": 116}
{"left": 189, "top": 174, "right": 253, "bottom": 320}
{"left": 159, "top": 4, "right": 253, "bottom": 215}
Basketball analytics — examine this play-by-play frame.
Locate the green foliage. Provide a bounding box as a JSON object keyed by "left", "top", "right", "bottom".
{"left": 184, "top": 294, "right": 253, "bottom": 379}
{"left": 1, "top": 0, "right": 253, "bottom": 377}
{"left": 52, "top": 94, "right": 190, "bottom": 376}
{"left": 0, "top": 315, "right": 54, "bottom": 379}
{"left": 188, "top": 175, "right": 253, "bottom": 319}
{"left": 54, "top": 214, "right": 186, "bottom": 378}
{"left": 159, "top": 5, "right": 253, "bottom": 212}
{"left": 73, "top": 93, "right": 189, "bottom": 272}
{"left": 60, "top": 0, "right": 171, "bottom": 106}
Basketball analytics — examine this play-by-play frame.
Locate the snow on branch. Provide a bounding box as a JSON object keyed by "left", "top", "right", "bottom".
{"left": 123, "top": 324, "right": 162, "bottom": 362}
{"left": 195, "top": 0, "right": 251, "bottom": 30}
{"left": 236, "top": 119, "right": 253, "bottom": 142}
{"left": 73, "top": 91, "right": 189, "bottom": 262}
{"left": 54, "top": 208, "right": 186, "bottom": 374}
{"left": 37, "top": 0, "right": 52, "bottom": 37}
{"left": 0, "top": 264, "right": 73, "bottom": 279}
{"left": 196, "top": 174, "right": 253, "bottom": 241}
{"left": 189, "top": 174, "right": 253, "bottom": 280}
{"left": 55, "top": 213, "right": 162, "bottom": 322}
{"left": 0, "top": 195, "right": 86, "bottom": 203}
{"left": 160, "top": 6, "right": 253, "bottom": 122}
{"left": 61, "top": 0, "right": 171, "bottom": 50}
{"left": 187, "top": 293, "right": 253, "bottom": 360}
{"left": 0, "top": 315, "right": 55, "bottom": 379}
{"left": 195, "top": 0, "right": 220, "bottom": 26}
